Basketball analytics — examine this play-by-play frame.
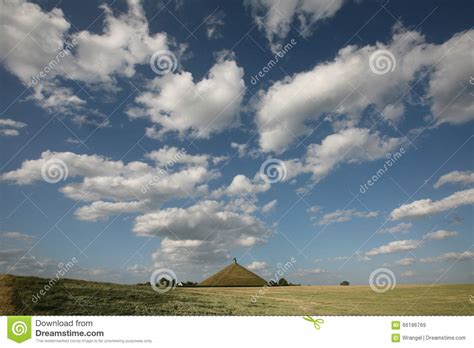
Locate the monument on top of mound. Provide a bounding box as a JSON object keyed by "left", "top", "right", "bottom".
{"left": 198, "top": 258, "right": 267, "bottom": 287}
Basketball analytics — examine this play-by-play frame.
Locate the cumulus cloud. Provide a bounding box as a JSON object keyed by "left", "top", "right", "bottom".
{"left": 1, "top": 149, "right": 219, "bottom": 220}
{"left": 379, "top": 222, "right": 412, "bottom": 234}
{"left": 295, "top": 268, "right": 325, "bottom": 276}
{"left": 394, "top": 257, "right": 416, "bottom": 266}
{"left": 426, "top": 31, "right": 474, "bottom": 126}
{"left": 318, "top": 208, "right": 378, "bottom": 225}
{"left": 280, "top": 128, "right": 403, "bottom": 183}
{"left": 133, "top": 200, "right": 269, "bottom": 241}
{"left": 0, "top": 118, "right": 27, "bottom": 136}
{"left": 247, "top": 261, "right": 267, "bottom": 271}
{"left": 75, "top": 201, "right": 148, "bottom": 222}
{"left": 261, "top": 199, "right": 277, "bottom": 213}
{"left": 0, "top": 0, "right": 170, "bottom": 121}
{"left": 126, "top": 264, "right": 150, "bottom": 274}
{"left": 135, "top": 200, "right": 271, "bottom": 271}
{"left": 365, "top": 239, "right": 422, "bottom": 257}
{"left": 422, "top": 230, "right": 458, "bottom": 240}
{"left": 390, "top": 188, "right": 474, "bottom": 220}
{"left": 205, "top": 10, "right": 225, "bottom": 40}
{"left": 128, "top": 58, "right": 245, "bottom": 139}
{"left": 145, "top": 146, "right": 226, "bottom": 168}
{"left": 307, "top": 205, "right": 321, "bottom": 214}
{"left": 212, "top": 174, "right": 271, "bottom": 197}
{"left": 434, "top": 170, "right": 474, "bottom": 189}
{"left": 246, "top": 0, "right": 344, "bottom": 51}
{"left": 254, "top": 27, "right": 473, "bottom": 153}
{"left": 231, "top": 142, "right": 249, "bottom": 158}
{"left": 1, "top": 231, "right": 34, "bottom": 242}
{"left": 420, "top": 251, "right": 474, "bottom": 263}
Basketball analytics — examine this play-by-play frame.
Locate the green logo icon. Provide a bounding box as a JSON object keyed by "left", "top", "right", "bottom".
{"left": 303, "top": 316, "right": 324, "bottom": 330}
{"left": 392, "top": 321, "right": 400, "bottom": 330}
{"left": 392, "top": 333, "right": 400, "bottom": 343}
{"left": 7, "top": 316, "right": 32, "bottom": 343}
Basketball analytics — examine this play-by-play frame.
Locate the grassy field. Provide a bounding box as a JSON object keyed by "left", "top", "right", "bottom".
{"left": 0, "top": 274, "right": 472, "bottom": 315}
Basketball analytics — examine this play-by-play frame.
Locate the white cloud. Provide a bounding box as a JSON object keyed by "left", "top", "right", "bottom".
{"left": 137, "top": 200, "right": 271, "bottom": 272}
{"left": 318, "top": 208, "right": 378, "bottom": 225}
{"left": 426, "top": 31, "right": 474, "bottom": 126}
{"left": 231, "top": 142, "right": 248, "bottom": 158}
{"left": 205, "top": 10, "right": 225, "bottom": 40}
{"left": 423, "top": 230, "right": 458, "bottom": 240}
{"left": 390, "top": 188, "right": 474, "bottom": 220}
{"left": 0, "top": 129, "right": 20, "bottom": 136}
{"left": 247, "top": 261, "right": 267, "bottom": 271}
{"left": 0, "top": 118, "right": 27, "bottom": 136}
{"left": 295, "top": 268, "right": 325, "bottom": 276}
{"left": 434, "top": 170, "right": 474, "bottom": 189}
{"left": 420, "top": 251, "right": 474, "bottom": 263}
{"left": 365, "top": 239, "right": 422, "bottom": 257}
{"left": 261, "top": 199, "right": 277, "bottom": 213}
{"left": 1, "top": 231, "right": 34, "bottom": 242}
{"left": 254, "top": 27, "right": 473, "bottom": 153}
{"left": 128, "top": 58, "right": 245, "bottom": 139}
{"left": 379, "top": 222, "right": 412, "bottom": 234}
{"left": 1, "top": 150, "right": 124, "bottom": 185}
{"left": 74, "top": 201, "right": 148, "bottom": 222}
{"left": 212, "top": 174, "right": 271, "bottom": 197}
{"left": 307, "top": 205, "right": 321, "bottom": 214}
{"left": 0, "top": 118, "right": 27, "bottom": 128}
{"left": 145, "top": 146, "right": 225, "bottom": 168}
{"left": 304, "top": 128, "right": 402, "bottom": 181}
{"left": 246, "top": 0, "right": 344, "bottom": 51}
{"left": 1, "top": 0, "right": 169, "bottom": 84}
{"left": 394, "top": 257, "right": 415, "bottom": 266}
{"left": 0, "top": 0, "right": 170, "bottom": 121}
{"left": 1, "top": 149, "right": 219, "bottom": 220}
{"left": 280, "top": 128, "right": 403, "bottom": 183}
{"left": 133, "top": 200, "right": 269, "bottom": 241}
{"left": 126, "top": 264, "right": 150, "bottom": 275}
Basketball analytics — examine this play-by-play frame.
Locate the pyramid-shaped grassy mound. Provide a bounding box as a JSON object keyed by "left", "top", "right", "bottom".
{"left": 198, "top": 261, "right": 267, "bottom": 287}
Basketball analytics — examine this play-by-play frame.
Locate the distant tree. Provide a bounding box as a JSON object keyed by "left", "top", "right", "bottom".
{"left": 340, "top": 281, "right": 350, "bottom": 286}
{"left": 269, "top": 280, "right": 278, "bottom": 286}
{"left": 278, "top": 278, "right": 289, "bottom": 286}
{"left": 182, "top": 281, "right": 197, "bottom": 287}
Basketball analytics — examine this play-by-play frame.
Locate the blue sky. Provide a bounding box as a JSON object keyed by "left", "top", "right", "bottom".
{"left": 0, "top": 0, "right": 473, "bottom": 286}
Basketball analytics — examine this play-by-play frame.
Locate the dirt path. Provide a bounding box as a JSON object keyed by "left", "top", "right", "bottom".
{"left": 0, "top": 274, "right": 16, "bottom": 315}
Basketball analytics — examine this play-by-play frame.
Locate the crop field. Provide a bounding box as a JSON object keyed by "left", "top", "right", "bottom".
{"left": 1, "top": 274, "right": 472, "bottom": 316}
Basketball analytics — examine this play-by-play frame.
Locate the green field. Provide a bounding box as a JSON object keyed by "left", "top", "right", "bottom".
{"left": 1, "top": 274, "right": 472, "bottom": 315}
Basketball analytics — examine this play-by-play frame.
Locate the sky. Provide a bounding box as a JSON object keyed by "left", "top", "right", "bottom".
{"left": 0, "top": 0, "right": 473, "bottom": 286}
